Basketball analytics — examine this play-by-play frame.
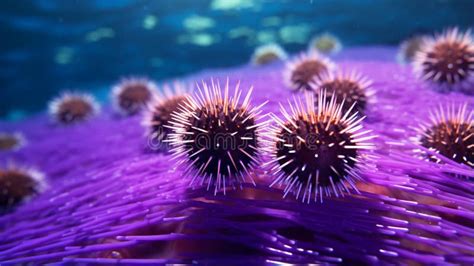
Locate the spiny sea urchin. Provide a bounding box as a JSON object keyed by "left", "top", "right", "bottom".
{"left": 167, "top": 79, "right": 267, "bottom": 194}
{"left": 111, "top": 77, "right": 157, "bottom": 115}
{"left": 0, "top": 132, "right": 25, "bottom": 151}
{"left": 250, "top": 43, "right": 288, "bottom": 66}
{"left": 264, "top": 92, "right": 376, "bottom": 203}
{"left": 413, "top": 28, "right": 474, "bottom": 91}
{"left": 0, "top": 164, "right": 46, "bottom": 210}
{"left": 311, "top": 70, "right": 374, "bottom": 115}
{"left": 308, "top": 33, "right": 342, "bottom": 55}
{"left": 417, "top": 103, "right": 473, "bottom": 167}
{"left": 142, "top": 82, "right": 190, "bottom": 151}
{"left": 397, "top": 35, "right": 426, "bottom": 64}
{"left": 283, "top": 51, "right": 335, "bottom": 92}
{"left": 48, "top": 92, "right": 100, "bottom": 124}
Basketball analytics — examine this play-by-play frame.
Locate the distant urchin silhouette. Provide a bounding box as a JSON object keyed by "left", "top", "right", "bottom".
{"left": 397, "top": 35, "right": 426, "bottom": 64}
{"left": 284, "top": 51, "right": 336, "bottom": 92}
{"left": 48, "top": 92, "right": 100, "bottom": 124}
{"left": 0, "top": 164, "right": 46, "bottom": 210}
{"left": 111, "top": 77, "right": 158, "bottom": 116}
{"left": 0, "top": 132, "right": 25, "bottom": 151}
{"left": 413, "top": 28, "right": 474, "bottom": 92}
{"left": 167, "top": 79, "right": 268, "bottom": 194}
{"left": 250, "top": 43, "right": 288, "bottom": 66}
{"left": 264, "top": 91, "right": 376, "bottom": 203}
{"left": 311, "top": 70, "right": 375, "bottom": 115}
{"left": 142, "top": 81, "right": 191, "bottom": 151}
{"left": 308, "top": 33, "right": 342, "bottom": 55}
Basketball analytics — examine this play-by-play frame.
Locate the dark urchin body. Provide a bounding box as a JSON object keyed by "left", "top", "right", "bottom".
{"left": 118, "top": 84, "right": 152, "bottom": 115}
{"left": 421, "top": 120, "right": 473, "bottom": 167}
{"left": 276, "top": 118, "right": 357, "bottom": 189}
{"left": 182, "top": 104, "right": 259, "bottom": 178}
{"left": 284, "top": 52, "right": 335, "bottom": 92}
{"left": 312, "top": 71, "right": 374, "bottom": 115}
{"left": 149, "top": 96, "right": 188, "bottom": 147}
{"left": 48, "top": 93, "right": 99, "bottom": 125}
{"left": 112, "top": 77, "right": 157, "bottom": 116}
{"left": 0, "top": 168, "right": 44, "bottom": 209}
{"left": 414, "top": 28, "right": 474, "bottom": 90}
{"left": 266, "top": 92, "right": 375, "bottom": 202}
{"left": 57, "top": 99, "right": 94, "bottom": 124}
{"left": 168, "top": 80, "right": 266, "bottom": 193}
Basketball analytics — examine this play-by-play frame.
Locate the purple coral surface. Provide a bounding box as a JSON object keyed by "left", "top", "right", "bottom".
{"left": 0, "top": 47, "right": 473, "bottom": 265}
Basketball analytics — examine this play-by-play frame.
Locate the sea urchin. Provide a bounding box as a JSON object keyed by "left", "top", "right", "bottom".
{"left": 417, "top": 103, "right": 473, "bottom": 167}
{"left": 250, "top": 43, "right": 288, "bottom": 66}
{"left": 397, "top": 35, "right": 426, "bottom": 64}
{"left": 264, "top": 92, "right": 376, "bottom": 203}
{"left": 0, "top": 165, "right": 46, "bottom": 210}
{"left": 308, "top": 33, "right": 342, "bottom": 55}
{"left": 413, "top": 28, "right": 474, "bottom": 91}
{"left": 111, "top": 77, "right": 157, "bottom": 115}
{"left": 48, "top": 92, "right": 100, "bottom": 124}
{"left": 284, "top": 51, "right": 335, "bottom": 92}
{"left": 311, "top": 70, "right": 374, "bottom": 115}
{"left": 0, "top": 132, "right": 25, "bottom": 151}
{"left": 167, "top": 79, "right": 267, "bottom": 194}
{"left": 142, "top": 82, "right": 190, "bottom": 151}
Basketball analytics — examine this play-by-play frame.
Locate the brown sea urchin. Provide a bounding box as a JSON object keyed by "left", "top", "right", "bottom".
{"left": 308, "top": 33, "right": 342, "bottom": 55}
{"left": 311, "top": 70, "right": 374, "bottom": 115}
{"left": 397, "top": 35, "right": 426, "bottom": 64}
{"left": 0, "top": 132, "right": 25, "bottom": 151}
{"left": 250, "top": 43, "right": 288, "bottom": 66}
{"left": 142, "top": 82, "right": 190, "bottom": 150}
{"left": 413, "top": 28, "right": 474, "bottom": 90}
{"left": 418, "top": 103, "right": 473, "bottom": 167}
{"left": 284, "top": 52, "right": 335, "bottom": 92}
{"left": 112, "top": 77, "right": 157, "bottom": 115}
{"left": 0, "top": 166, "right": 46, "bottom": 209}
{"left": 167, "top": 79, "right": 267, "bottom": 194}
{"left": 48, "top": 92, "right": 100, "bottom": 124}
{"left": 264, "top": 92, "right": 376, "bottom": 203}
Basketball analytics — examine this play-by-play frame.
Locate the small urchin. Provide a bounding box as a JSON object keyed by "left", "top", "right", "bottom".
{"left": 250, "top": 43, "right": 288, "bottom": 66}
{"left": 311, "top": 70, "right": 375, "bottom": 115}
{"left": 0, "top": 132, "right": 25, "bottom": 151}
{"left": 0, "top": 164, "right": 46, "bottom": 210}
{"left": 416, "top": 103, "right": 473, "bottom": 168}
{"left": 397, "top": 35, "right": 426, "bottom": 64}
{"left": 48, "top": 92, "right": 100, "bottom": 124}
{"left": 111, "top": 77, "right": 158, "bottom": 116}
{"left": 308, "top": 32, "right": 342, "bottom": 55}
{"left": 264, "top": 91, "right": 376, "bottom": 203}
{"left": 167, "top": 79, "right": 268, "bottom": 194}
{"left": 413, "top": 28, "right": 474, "bottom": 92}
{"left": 283, "top": 51, "right": 335, "bottom": 92}
{"left": 142, "top": 81, "right": 191, "bottom": 151}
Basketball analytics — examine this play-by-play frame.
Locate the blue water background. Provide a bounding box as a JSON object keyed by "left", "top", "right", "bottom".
{"left": 1, "top": 0, "right": 473, "bottom": 119}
